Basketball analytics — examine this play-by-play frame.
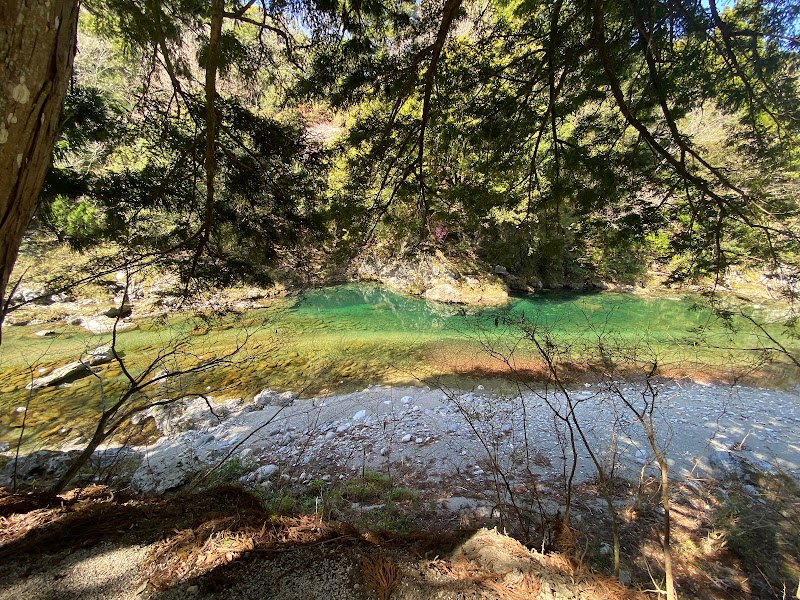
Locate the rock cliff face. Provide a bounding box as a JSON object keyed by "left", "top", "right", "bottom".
{"left": 356, "top": 249, "right": 509, "bottom": 306}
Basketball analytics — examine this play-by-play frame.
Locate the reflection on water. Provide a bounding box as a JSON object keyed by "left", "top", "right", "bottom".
{"left": 0, "top": 284, "right": 797, "bottom": 448}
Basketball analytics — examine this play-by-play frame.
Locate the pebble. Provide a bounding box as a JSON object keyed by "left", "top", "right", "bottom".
{"left": 353, "top": 410, "right": 367, "bottom": 421}
{"left": 401, "top": 396, "right": 413, "bottom": 404}
{"left": 401, "top": 434, "right": 412, "bottom": 443}
{"left": 325, "top": 431, "right": 336, "bottom": 441}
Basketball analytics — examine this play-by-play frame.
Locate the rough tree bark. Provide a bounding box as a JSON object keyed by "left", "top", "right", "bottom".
{"left": 0, "top": 0, "right": 79, "bottom": 334}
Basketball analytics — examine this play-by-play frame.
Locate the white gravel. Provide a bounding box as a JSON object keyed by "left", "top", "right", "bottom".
{"left": 125, "top": 380, "right": 800, "bottom": 494}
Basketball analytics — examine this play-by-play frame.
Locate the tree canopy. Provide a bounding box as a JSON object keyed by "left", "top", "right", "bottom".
{"left": 2, "top": 0, "right": 799, "bottom": 308}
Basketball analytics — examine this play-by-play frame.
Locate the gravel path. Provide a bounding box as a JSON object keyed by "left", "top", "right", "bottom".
{"left": 0, "top": 543, "right": 149, "bottom": 600}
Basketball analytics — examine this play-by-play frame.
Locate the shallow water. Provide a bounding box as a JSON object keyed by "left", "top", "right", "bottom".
{"left": 0, "top": 284, "right": 797, "bottom": 448}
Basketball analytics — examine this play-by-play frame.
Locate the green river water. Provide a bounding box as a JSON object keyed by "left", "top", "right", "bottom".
{"left": 0, "top": 284, "right": 797, "bottom": 447}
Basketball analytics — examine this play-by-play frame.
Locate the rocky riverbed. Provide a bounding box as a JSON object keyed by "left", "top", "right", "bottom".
{"left": 4, "top": 379, "right": 798, "bottom": 498}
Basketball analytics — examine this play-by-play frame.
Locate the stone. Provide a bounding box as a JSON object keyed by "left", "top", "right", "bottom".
{"left": 254, "top": 389, "right": 296, "bottom": 408}
{"left": 130, "top": 435, "right": 206, "bottom": 493}
{"left": 2, "top": 449, "right": 82, "bottom": 483}
{"left": 353, "top": 410, "right": 367, "bottom": 421}
{"left": 0, "top": 442, "right": 9, "bottom": 452}
{"left": 137, "top": 397, "right": 240, "bottom": 436}
{"left": 87, "top": 345, "right": 114, "bottom": 365}
{"left": 252, "top": 464, "right": 279, "bottom": 482}
{"left": 494, "top": 265, "right": 508, "bottom": 276}
{"left": 82, "top": 317, "right": 137, "bottom": 335}
{"left": 355, "top": 249, "right": 508, "bottom": 306}
{"left": 401, "top": 396, "right": 413, "bottom": 404}
{"left": 401, "top": 434, "right": 412, "bottom": 443}
{"left": 34, "top": 329, "right": 56, "bottom": 337}
{"left": 708, "top": 450, "right": 746, "bottom": 480}
{"left": 423, "top": 283, "right": 462, "bottom": 304}
{"left": 618, "top": 569, "right": 632, "bottom": 586}
{"left": 325, "top": 431, "right": 336, "bottom": 441}
{"left": 103, "top": 303, "right": 132, "bottom": 318}
{"left": 26, "top": 361, "right": 92, "bottom": 390}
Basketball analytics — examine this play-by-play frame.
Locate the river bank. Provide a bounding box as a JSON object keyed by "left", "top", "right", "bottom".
{"left": 2, "top": 377, "right": 799, "bottom": 599}
{"left": 4, "top": 378, "right": 799, "bottom": 501}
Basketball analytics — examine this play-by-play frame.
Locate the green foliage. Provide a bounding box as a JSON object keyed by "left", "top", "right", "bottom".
{"left": 42, "top": 196, "right": 107, "bottom": 250}
{"left": 27, "top": 0, "right": 800, "bottom": 290}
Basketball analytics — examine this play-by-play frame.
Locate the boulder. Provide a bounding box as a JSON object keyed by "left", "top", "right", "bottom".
{"left": 246, "top": 464, "right": 279, "bottom": 484}
{"left": 82, "top": 317, "right": 137, "bottom": 335}
{"left": 11, "top": 286, "right": 53, "bottom": 305}
{"left": 356, "top": 249, "right": 508, "bottom": 306}
{"left": 708, "top": 449, "right": 778, "bottom": 484}
{"left": 130, "top": 434, "right": 205, "bottom": 494}
{"left": 1, "top": 449, "right": 81, "bottom": 484}
{"left": 103, "top": 303, "right": 132, "bottom": 318}
{"left": 135, "top": 396, "right": 241, "bottom": 436}
{"left": 87, "top": 345, "right": 115, "bottom": 365}
{"left": 254, "top": 389, "right": 296, "bottom": 408}
{"left": 26, "top": 361, "right": 93, "bottom": 390}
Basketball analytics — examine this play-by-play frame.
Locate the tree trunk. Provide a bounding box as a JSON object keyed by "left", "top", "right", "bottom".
{"left": 0, "top": 0, "right": 79, "bottom": 329}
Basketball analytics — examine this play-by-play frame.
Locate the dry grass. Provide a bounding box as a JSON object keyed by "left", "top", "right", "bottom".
{"left": 361, "top": 553, "right": 400, "bottom": 600}
{"left": 483, "top": 571, "right": 542, "bottom": 600}
{"left": 146, "top": 514, "right": 340, "bottom": 589}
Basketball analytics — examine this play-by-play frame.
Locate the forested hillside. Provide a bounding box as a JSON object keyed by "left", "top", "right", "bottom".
{"left": 2, "top": 0, "right": 799, "bottom": 305}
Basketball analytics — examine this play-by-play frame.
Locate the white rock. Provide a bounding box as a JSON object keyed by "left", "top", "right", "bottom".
{"left": 325, "top": 430, "right": 336, "bottom": 441}
{"left": 88, "top": 345, "right": 114, "bottom": 365}
{"left": 252, "top": 464, "right": 279, "bottom": 482}
{"left": 401, "top": 434, "right": 412, "bottom": 443}
{"left": 353, "top": 410, "right": 367, "bottom": 421}
{"left": 254, "top": 389, "right": 296, "bottom": 408}
{"left": 401, "top": 396, "right": 413, "bottom": 404}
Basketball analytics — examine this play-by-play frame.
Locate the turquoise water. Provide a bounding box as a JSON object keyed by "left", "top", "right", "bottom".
{"left": 291, "top": 284, "right": 714, "bottom": 342}
{"left": 0, "top": 284, "right": 796, "bottom": 447}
